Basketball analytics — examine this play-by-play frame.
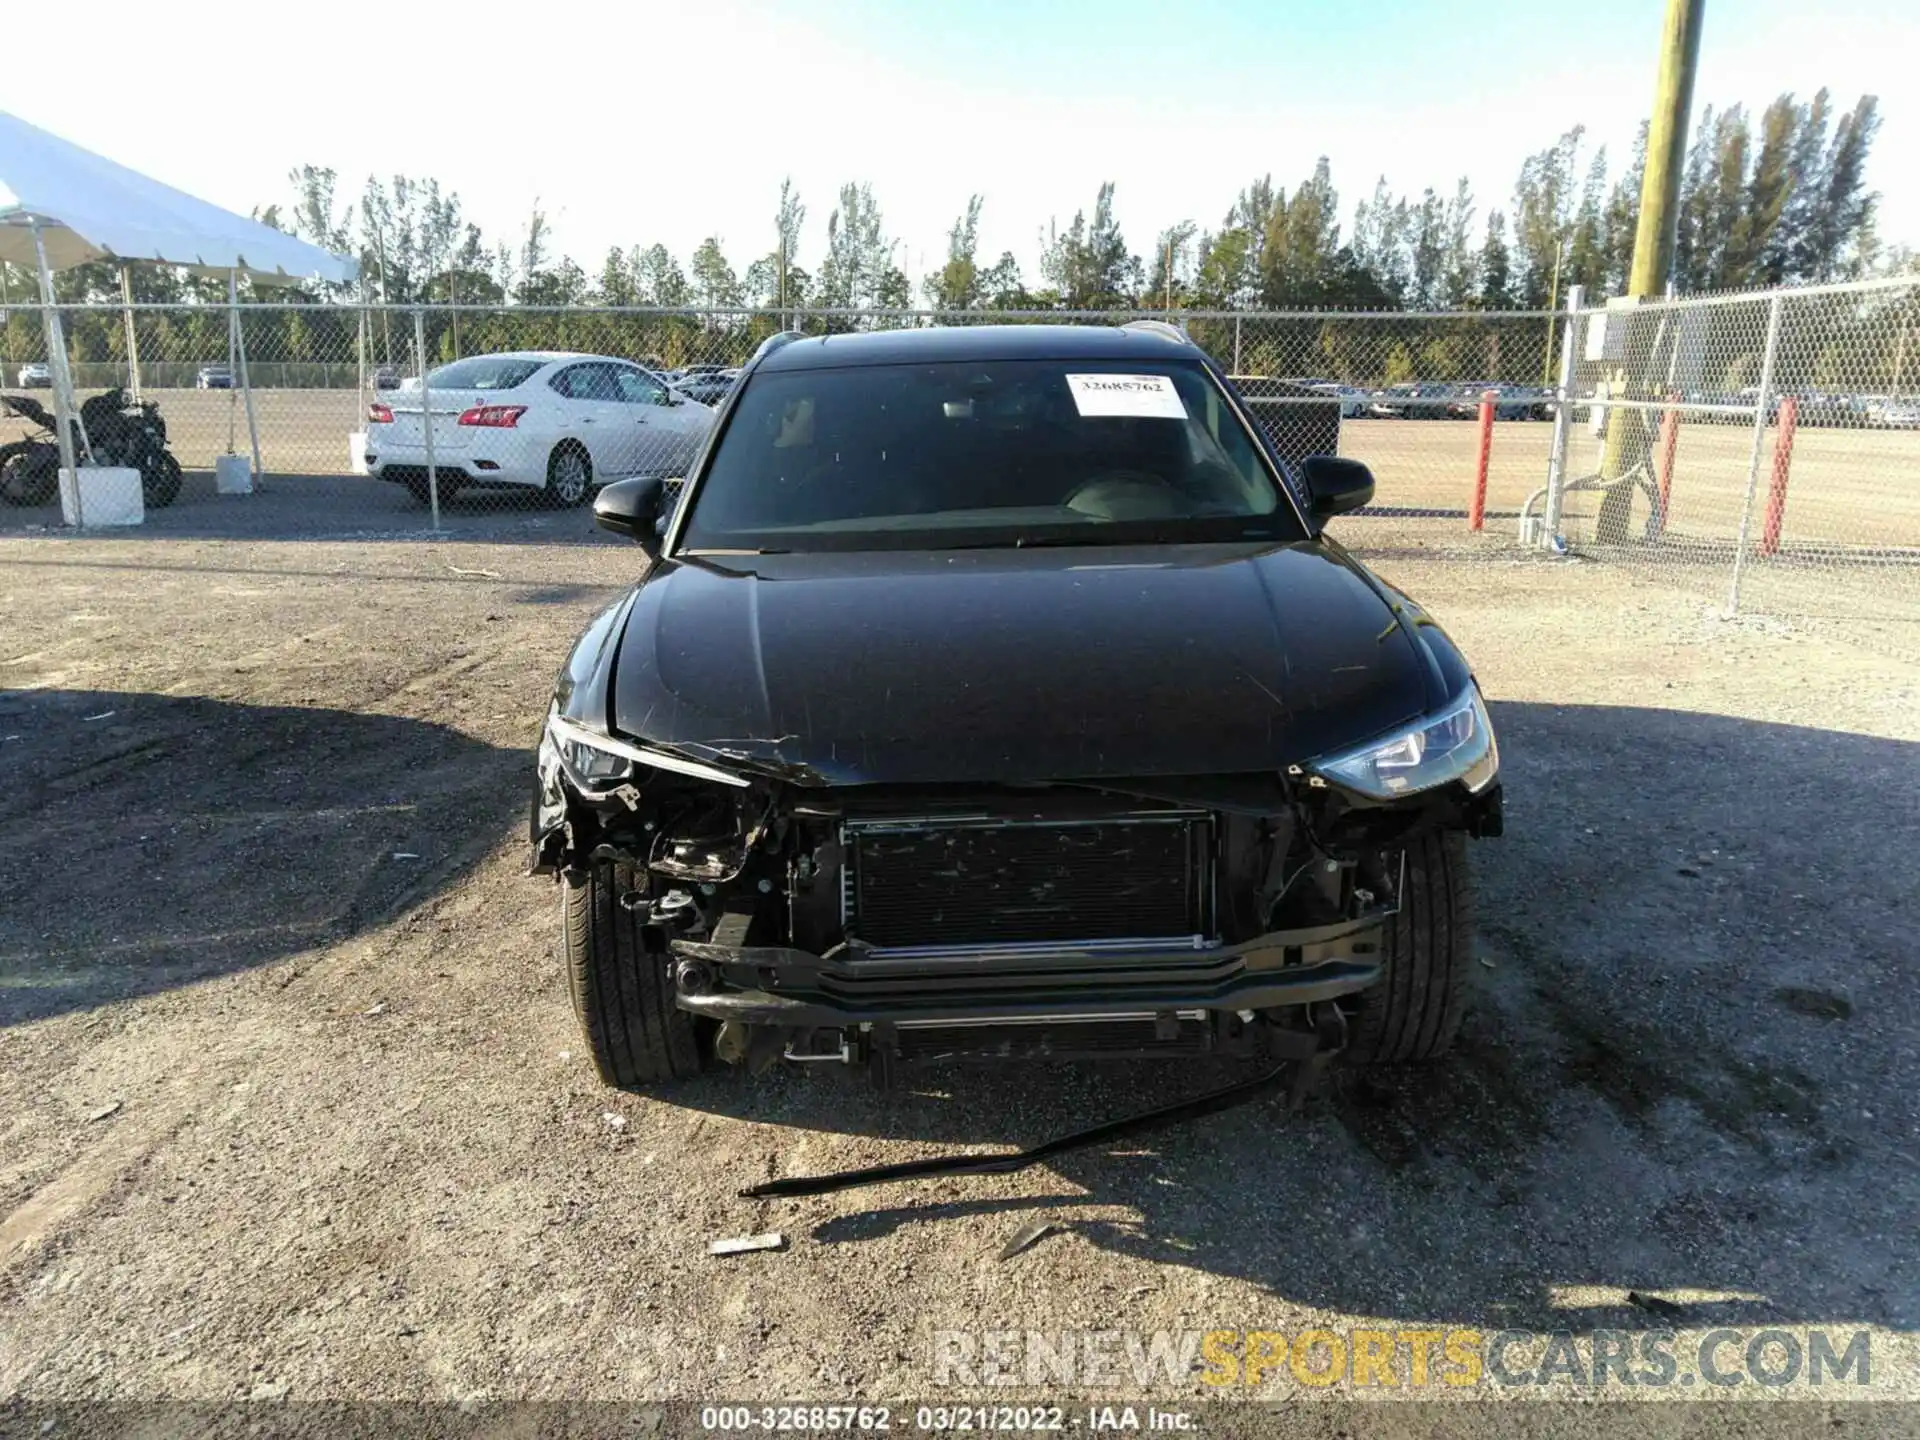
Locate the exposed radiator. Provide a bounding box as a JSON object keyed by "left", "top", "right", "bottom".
{"left": 842, "top": 812, "right": 1214, "bottom": 953}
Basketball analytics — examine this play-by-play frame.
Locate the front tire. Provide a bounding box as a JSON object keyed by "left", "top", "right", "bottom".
{"left": 563, "top": 860, "right": 708, "bottom": 1089}
{"left": 1342, "top": 831, "right": 1474, "bottom": 1066}
{"left": 141, "top": 452, "right": 183, "bottom": 508}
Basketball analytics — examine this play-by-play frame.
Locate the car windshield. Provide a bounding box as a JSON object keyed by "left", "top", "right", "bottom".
{"left": 424, "top": 356, "right": 544, "bottom": 391}
{"left": 679, "top": 357, "right": 1304, "bottom": 552}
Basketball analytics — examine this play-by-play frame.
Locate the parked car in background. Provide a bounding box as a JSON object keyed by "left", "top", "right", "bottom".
{"left": 1444, "top": 383, "right": 1543, "bottom": 422}
{"left": 363, "top": 351, "right": 716, "bottom": 508}
{"left": 674, "top": 371, "right": 739, "bottom": 407}
{"left": 1868, "top": 397, "right": 1920, "bottom": 429}
{"left": 196, "top": 364, "right": 235, "bottom": 390}
{"left": 1369, "top": 384, "right": 1453, "bottom": 420}
{"left": 372, "top": 365, "right": 402, "bottom": 391}
{"left": 1305, "top": 382, "right": 1372, "bottom": 419}
{"left": 1734, "top": 386, "right": 1784, "bottom": 425}
{"left": 16, "top": 363, "right": 51, "bottom": 388}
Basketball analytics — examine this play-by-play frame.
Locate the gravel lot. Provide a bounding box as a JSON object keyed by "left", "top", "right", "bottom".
{"left": 1, "top": 520, "right": 1916, "bottom": 1432}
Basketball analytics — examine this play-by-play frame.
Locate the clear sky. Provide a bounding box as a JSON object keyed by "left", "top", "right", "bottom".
{"left": 5, "top": 0, "right": 1913, "bottom": 286}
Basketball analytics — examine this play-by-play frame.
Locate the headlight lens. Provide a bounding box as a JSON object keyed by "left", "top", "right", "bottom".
{"left": 1311, "top": 688, "right": 1498, "bottom": 799}
{"left": 543, "top": 711, "right": 748, "bottom": 790}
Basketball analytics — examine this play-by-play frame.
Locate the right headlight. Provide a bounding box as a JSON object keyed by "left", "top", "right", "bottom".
{"left": 1310, "top": 687, "right": 1499, "bottom": 800}
{"left": 543, "top": 711, "right": 748, "bottom": 791}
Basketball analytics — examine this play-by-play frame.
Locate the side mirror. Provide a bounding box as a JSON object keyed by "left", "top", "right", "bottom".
{"left": 595, "top": 475, "right": 665, "bottom": 553}
{"left": 1298, "top": 455, "right": 1375, "bottom": 528}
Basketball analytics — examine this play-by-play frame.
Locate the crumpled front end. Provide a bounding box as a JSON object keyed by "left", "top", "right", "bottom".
{"left": 530, "top": 706, "right": 1502, "bottom": 1074}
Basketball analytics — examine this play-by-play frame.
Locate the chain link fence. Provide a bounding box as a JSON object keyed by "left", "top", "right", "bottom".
{"left": 6, "top": 286, "right": 1915, "bottom": 652}
{"left": 2, "top": 300, "right": 1556, "bottom": 551}
{"left": 1532, "top": 275, "right": 1920, "bottom": 653}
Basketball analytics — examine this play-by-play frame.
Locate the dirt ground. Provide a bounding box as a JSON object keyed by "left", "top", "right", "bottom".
{"left": 1, "top": 521, "right": 1917, "bottom": 1432}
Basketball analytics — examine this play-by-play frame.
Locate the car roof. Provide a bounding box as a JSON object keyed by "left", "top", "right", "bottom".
{"left": 755, "top": 324, "right": 1206, "bottom": 373}
{"left": 438, "top": 350, "right": 604, "bottom": 365}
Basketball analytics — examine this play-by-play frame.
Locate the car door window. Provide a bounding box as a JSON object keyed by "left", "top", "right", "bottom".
{"left": 613, "top": 367, "right": 670, "bottom": 406}
{"left": 553, "top": 363, "right": 620, "bottom": 402}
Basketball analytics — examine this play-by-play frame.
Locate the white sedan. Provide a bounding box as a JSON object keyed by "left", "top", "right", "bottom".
{"left": 364, "top": 351, "right": 714, "bottom": 506}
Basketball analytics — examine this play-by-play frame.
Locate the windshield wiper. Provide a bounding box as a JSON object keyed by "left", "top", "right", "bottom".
{"left": 941, "top": 528, "right": 1287, "bottom": 552}
{"left": 930, "top": 534, "right": 1107, "bottom": 551}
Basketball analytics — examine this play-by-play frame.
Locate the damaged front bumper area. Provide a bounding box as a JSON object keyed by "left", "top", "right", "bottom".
{"left": 666, "top": 913, "right": 1385, "bottom": 1031}
{"left": 529, "top": 695, "right": 1502, "bottom": 1071}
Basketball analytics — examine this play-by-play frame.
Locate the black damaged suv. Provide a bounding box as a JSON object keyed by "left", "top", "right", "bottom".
{"left": 531, "top": 322, "right": 1502, "bottom": 1088}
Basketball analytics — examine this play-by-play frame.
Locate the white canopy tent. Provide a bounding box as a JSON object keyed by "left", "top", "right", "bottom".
{"left": 0, "top": 110, "right": 356, "bottom": 521}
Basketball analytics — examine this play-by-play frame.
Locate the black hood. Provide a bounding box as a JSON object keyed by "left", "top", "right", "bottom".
{"left": 609, "top": 542, "right": 1437, "bottom": 787}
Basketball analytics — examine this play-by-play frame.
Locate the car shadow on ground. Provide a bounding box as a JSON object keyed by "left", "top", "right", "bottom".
{"left": 655, "top": 702, "right": 1920, "bottom": 1333}
{"left": 0, "top": 689, "right": 526, "bottom": 1028}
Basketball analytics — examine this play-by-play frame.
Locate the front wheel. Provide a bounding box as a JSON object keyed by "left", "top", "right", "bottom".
{"left": 141, "top": 452, "right": 183, "bottom": 508}
{"left": 1341, "top": 831, "right": 1474, "bottom": 1066}
{"left": 563, "top": 860, "right": 709, "bottom": 1089}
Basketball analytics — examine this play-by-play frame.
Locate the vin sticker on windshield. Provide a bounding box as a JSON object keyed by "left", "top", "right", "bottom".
{"left": 1065, "top": 373, "right": 1189, "bottom": 420}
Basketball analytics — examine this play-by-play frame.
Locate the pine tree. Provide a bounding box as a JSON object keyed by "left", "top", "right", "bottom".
{"left": 1745, "top": 97, "right": 1799, "bottom": 285}
{"left": 1478, "top": 210, "right": 1513, "bottom": 309}
{"left": 597, "top": 248, "right": 637, "bottom": 306}
{"left": 1566, "top": 147, "right": 1609, "bottom": 293}
{"left": 1673, "top": 104, "right": 1718, "bottom": 289}
{"left": 1805, "top": 95, "right": 1881, "bottom": 279}
{"left": 1779, "top": 89, "right": 1834, "bottom": 279}
{"left": 1261, "top": 159, "right": 1341, "bottom": 306}
{"left": 927, "top": 195, "right": 985, "bottom": 310}
{"left": 1442, "top": 178, "right": 1479, "bottom": 308}
{"left": 1410, "top": 188, "right": 1447, "bottom": 309}
{"left": 1511, "top": 127, "right": 1585, "bottom": 306}
{"left": 815, "top": 182, "right": 893, "bottom": 312}
{"left": 1041, "top": 183, "right": 1139, "bottom": 308}
{"left": 689, "top": 237, "right": 742, "bottom": 310}
{"left": 1601, "top": 125, "right": 1645, "bottom": 296}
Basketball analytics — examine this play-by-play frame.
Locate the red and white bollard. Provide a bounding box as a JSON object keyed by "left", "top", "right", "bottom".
{"left": 1469, "top": 389, "right": 1495, "bottom": 532}
{"left": 1760, "top": 395, "right": 1799, "bottom": 557}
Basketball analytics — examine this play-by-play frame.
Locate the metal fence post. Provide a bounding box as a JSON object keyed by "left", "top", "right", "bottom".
{"left": 233, "top": 294, "right": 265, "bottom": 486}
{"left": 1727, "top": 292, "right": 1785, "bottom": 614}
{"left": 1541, "top": 284, "right": 1584, "bottom": 543}
{"left": 413, "top": 308, "right": 441, "bottom": 532}
{"left": 28, "top": 227, "right": 83, "bottom": 527}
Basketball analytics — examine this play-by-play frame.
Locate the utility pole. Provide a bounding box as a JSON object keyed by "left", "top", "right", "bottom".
{"left": 1597, "top": 0, "right": 1706, "bottom": 541}
{"left": 1626, "top": 0, "right": 1707, "bottom": 300}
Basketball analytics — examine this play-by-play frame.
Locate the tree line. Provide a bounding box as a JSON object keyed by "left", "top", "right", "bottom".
{"left": 1, "top": 88, "right": 1906, "bottom": 389}
{"left": 0, "top": 87, "right": 1890, "bottom": 319}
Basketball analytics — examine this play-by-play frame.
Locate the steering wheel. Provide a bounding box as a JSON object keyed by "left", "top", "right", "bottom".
{"left": 1062, "top": 470, "right": 1186, "bottom": 520}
